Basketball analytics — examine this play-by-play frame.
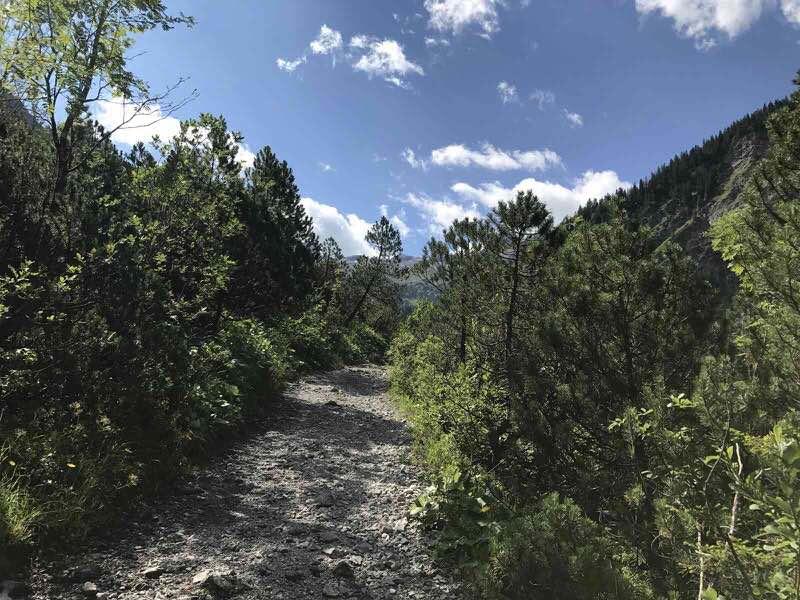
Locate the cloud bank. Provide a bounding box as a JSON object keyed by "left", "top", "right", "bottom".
{"left": 450, "top": 170, "right": 631, "bottom": 222}
{"left": 300, "top": 197, "right": 374, "bottom": 256}
{"left": 636, "top": 0, "right": 800, "bottom": 49}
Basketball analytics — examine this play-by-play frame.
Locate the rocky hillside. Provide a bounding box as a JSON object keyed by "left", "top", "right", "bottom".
{"left": 578, "top": 98, "right": 785, "bottom": 294}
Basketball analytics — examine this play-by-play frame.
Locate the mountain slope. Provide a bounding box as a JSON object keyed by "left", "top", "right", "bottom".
{"left": 578, "top": 98, "right": 785, "bottom": 292}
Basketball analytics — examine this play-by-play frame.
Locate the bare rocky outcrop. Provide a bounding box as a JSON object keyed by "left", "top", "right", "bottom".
{"left": 25, "top": 366, "right": 462, "bottom": 600}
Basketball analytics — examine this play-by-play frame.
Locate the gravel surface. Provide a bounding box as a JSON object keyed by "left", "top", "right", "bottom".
{"left": 19, "top": 365, "right": 463, "bottom": 600}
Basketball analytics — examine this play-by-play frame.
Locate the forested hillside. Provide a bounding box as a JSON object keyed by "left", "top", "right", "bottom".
{"left": 392, "top": 77, "right": 800, "bottom": 598}
{"left": 579, "top": 100, "right": 784, "bottom": 293}
{"left": 0, "top": 0, "right": 407, "bottom": 569}
{"left": 4, "top": 2, "right": 800, "bottom": 599}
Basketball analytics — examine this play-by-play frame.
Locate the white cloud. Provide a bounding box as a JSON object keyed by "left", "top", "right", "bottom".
{"left": 424, "top": 0, "right": 503, "bottom": 36}
{"left": 424, "top": 36, "right": 451, "bottom": 46}
{"left": 635, "top": 0, "right": 800, "bottom": 48}
{"left": 95, "top": 97, "right": 254, "bottom": 168}
{"left": 319, "top": 162, "right": 335, "bottom": 172}
{"left": 276, "top": 57, "right": 306, "bottom": 72}
{"left": 563, "top": 109, "right": 584, "bottom": 128}
{"left": 276, "top": 25, "right": 342, "bottom": 74}
{"left": 392, "top": 215, "right": 411, "bottom": 236}
{"left": 300, "top": 197, "right": 375, "bottom": 256}
{"left": 451, "top": 169, "right": 631, "bottom": 222}
{"left": 402, "top": 148, "right": 428, "bottom": 170}
{"left": 310, "top": 25, "right": 343, "bottom": 55}
{"left": 530, "top": 89, "right": 555, "bottom": 110}
{"left": 351, "top": 37, "right": 424, "bottom": 86}
{"left": 429, "top": 143, "right": 562, "bottom": 172}
{"left": 95, "top": 97, "right": 182, "bottom": 145}
{"left": 237, "top": 144, "right": 256, "bottom": 169}
{"left": 349, "top": 34, "right": 371, "bottom": 49}
{"left": 497, "top": 81, "right": 519, "bottom": 104}
{"left": 380, "top": 204, "right": 412, "bottom": 237}
{"left": 783, "top": 0, "right": 800, "bottom": 23}
{"left": 403, "top": 192, "right": 482, "bottom": 233}
{"left": 277, "top": 26, "right": 423, "bottom": 89}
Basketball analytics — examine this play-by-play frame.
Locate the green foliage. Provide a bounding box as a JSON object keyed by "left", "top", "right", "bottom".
{"left": 0, "top": 3, "right": 398, "bottom": 561}
{"left": 479, "top": 494, "right": 654, "bottom": 600}
{"left": 391, "top": 77, "right": 800, "bottom": 597}
{"left": 339, "top": 321, "right": 390, "bottom": 364}
{"left": 741, "top": 423, "right": 800, "bottom": 598}
{"left": 0, "top": 0, "right": 194, "bottom": 199}
{"left": 391, "top": 308, "right": 656, "bottom": 597}
{"left": 343, "top": 216, "right": 406, "bottom": 333}
{"left": 230, "top": 146, "right": 320, "bottom": 317}
{"left": 0, "top": 470, "right": 39, "bottom": 550}
{"left": 410, "top": 468, "right": 505, "bottom": 566}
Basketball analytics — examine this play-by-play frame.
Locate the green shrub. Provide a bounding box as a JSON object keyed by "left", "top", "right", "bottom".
{"left": 269, "top": 307, "right": 390, "bottom": 372}
{"left": 0, "top": 315, "right": 293, "bottom": 561}
{"left": 341, "top": 322, "right": 388, "bottom": 364}
{"left": 391, "top": 304, "right": 655, "bottom": 599}
{"left": 478, "top": 494, "right": 654, "bottom": 600}
{"left": 276, "top": 309, "right": 338, "bottom": 371}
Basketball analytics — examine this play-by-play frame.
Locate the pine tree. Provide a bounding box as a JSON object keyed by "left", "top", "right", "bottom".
{"left": 232, "top": 146, "right": 320, "bottom": 317}
{"left": 344, "top": 216, "right": 403, "bottom": 326}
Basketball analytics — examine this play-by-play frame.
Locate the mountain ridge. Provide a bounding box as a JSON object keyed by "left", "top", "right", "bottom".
{"left": 578, "top": 98, "right": 786, "bottom": 292}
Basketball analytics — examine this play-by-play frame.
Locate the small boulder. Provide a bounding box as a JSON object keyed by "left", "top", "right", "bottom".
{"left": 142, "top": 566, "right": 163, "bottom": 579}
{"left": 285, "top": 523, "right": 306, "bottom": 536}
{"left": 331, "top": 561, "right": 355, "bottom": 579}
{"left": 80, "top": 582, "right": 98, "bottom": 598}
{"left": 285, "top": 570, "right": 305, "bottom": 583}
{"left": 192, "top": 569, "right": 238, "bottom": 594}
{"left": 65, "top": 565, "right": 101, "bottom": 583}
{"left": 318, "top": 531, "right": 338, "bottom": 542}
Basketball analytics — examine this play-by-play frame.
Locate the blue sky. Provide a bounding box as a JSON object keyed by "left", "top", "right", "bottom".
{"left": 96, "top": 0, "right": 800, "bottom": 255}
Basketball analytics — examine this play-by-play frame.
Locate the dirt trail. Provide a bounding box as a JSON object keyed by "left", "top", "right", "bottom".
{"left": 23, "top": 366, "right": 463, "bottom": 600}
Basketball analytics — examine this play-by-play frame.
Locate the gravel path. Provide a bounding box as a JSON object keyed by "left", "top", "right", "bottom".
{"left": 21, "top": 366, "right": 463, "bottom": 600}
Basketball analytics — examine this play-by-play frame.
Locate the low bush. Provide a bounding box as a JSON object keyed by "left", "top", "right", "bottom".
{"left": 391, "top": 310, "right": 654, "bottom": 599}
{"left": 339, "top": 322, "right": 389, "bottom": 365}
{"left": 0, "top": 315, "right": 293, "bottom": 558}
{"left": 478, "top": 494, "right": 654, "bottom": 600}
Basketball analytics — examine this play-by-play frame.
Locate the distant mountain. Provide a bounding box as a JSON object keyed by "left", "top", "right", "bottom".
{"left": 578, "top": 98, "right": 786, "bottom": 295}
